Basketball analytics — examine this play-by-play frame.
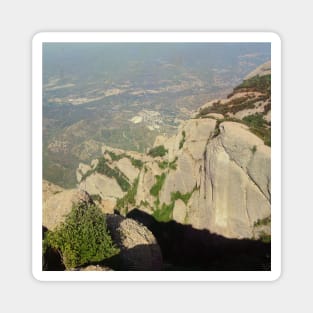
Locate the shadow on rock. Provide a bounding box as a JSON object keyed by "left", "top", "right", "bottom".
{"left": 126, "top": 209, "right": 271, "bottom": 271}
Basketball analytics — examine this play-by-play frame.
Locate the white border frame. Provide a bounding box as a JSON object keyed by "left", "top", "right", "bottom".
{"left": 32, "top": 32, "right": 281, "bottom": 281}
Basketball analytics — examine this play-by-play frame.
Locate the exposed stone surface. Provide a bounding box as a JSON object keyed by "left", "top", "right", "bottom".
{"left": 65, "top": 65, "right": 272, "bottom": 240}
{"left": 115, "top": 157, "right": 139, "bottom": 183}
{"left": 42, "top": 180, "right": 64, "bottom": 201}
{"left": 43, "top": 188, "right": 92, "bottom": 230}
{"left": 100, "top": 197, "right": 116, "bottom": 214}
{"left": 184, "top": 121, "right": 270, "bottom": 238}
{"left": 253, "top": 224, "right": 271, "bottom": 240}
{"left": 133, "top": 119, "right": 270, "bottom": 239}
{"left": 77, "top": 265, "right": 113, "bottom": 271}
{"left": 79, "top": 172, "right": 125, "bottom": 199}
{"left": 245, "top": 60, "right": 271, "bottom": 79}
{"left": 205, "top": 113, "right": 224, "bottom": 119}
{"left": 173, "top": 199, "right": 187, "bottom": 224}
{"left": 153, "top": 135, "right": 168, "bottom": 147}
{"left": 91, "top": 158, "right": 99, "bottom": 169}
{"left": 135, "top": 161, "right": 162, "bottom": 209}
{"left": 106, "top": 214, "right": 162, "bottom": 270}
{"left": 76, "top": 163, "right": 91, "bottom": 183}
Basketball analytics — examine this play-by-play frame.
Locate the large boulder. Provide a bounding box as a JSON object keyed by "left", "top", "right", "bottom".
{"left": 186, "top": 121, "right": 270, "bottom": 238}
{"left": 141, "top": 119, "right": 271, "bottom": 239}
{"left": 79, "top": 172, "right": 125, "bottom": 199}
{"left": 43, "top": 187, "right": 94, "bottom": 230}
{"left": 115, "top": 157, "right": 139, "bottom": 183}
{"left": 106, "top": 214, "right": 163, "bottom": 270}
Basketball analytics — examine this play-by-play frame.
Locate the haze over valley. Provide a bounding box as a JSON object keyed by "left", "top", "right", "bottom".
{"left": 43, "top": 43, "right": 270, "bottom": 188}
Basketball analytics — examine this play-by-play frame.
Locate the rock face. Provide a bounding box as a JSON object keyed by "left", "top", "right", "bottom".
{"left": 76, "top": 163, "right": 91, "bottom": 183}
{"left": 77, "top": 265, "right": 113, "bottom": 271}
{"left": 131, "top": 118, "right": 270, "bottom": 239}
{"left": 115, "top": 157, "right": 139, "bottom": 183}
{"left": 186, "top": 121, "right": 270, "bottom": 238}
{"left": 245, "top": 60, "right": 271, "bottom": 79}
{"left": 68, "top": 65, "right": 272, "bottom": 240}
{"left": 43, "top": 184, "right": 93, "bottom": 230}
{"left": 106, "top": 214, "right": 163, "bottom": 270}
{"left": 79, "top": 172, "right": 125, "bottom": 199}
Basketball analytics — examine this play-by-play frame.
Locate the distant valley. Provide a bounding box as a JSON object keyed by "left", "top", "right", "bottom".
{"left": 43, "top": 43, "right": 270, "bottom": 188}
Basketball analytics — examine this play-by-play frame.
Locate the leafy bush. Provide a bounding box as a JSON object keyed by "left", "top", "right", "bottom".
{"left": 43, "top": 202, "right": 119, "bottom": 269}
{"left": 152, "top": 202, "right": 174, "bottom": 222}
{"left": 150, "top": 173, "right": 166, "bottom": 197}
{"left": 131, "top": 158, "right": 143, "bottom": 169}
{"left": 148, "top": 145, "right": 168, "bottom": 157}
{"left": 243, "top": 113, "right": 267, "bottom": 128}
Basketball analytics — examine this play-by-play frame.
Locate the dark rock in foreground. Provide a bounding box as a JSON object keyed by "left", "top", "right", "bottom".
{"left": 105, "top": 214, "right": 163, "bottom": 270}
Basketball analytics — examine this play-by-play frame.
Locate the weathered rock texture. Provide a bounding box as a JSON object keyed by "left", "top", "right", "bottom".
{"left": 47, "top": 65, "right": 271, "bottom": 241}
{"left": 106, "top": 214, "right": 163, "bottom": 270}
{"left": 132, "top": 118, "right": 270, "bottom": 239}
{"left": 43, "top": 183, "right": 94, "bottom": 230}
{"left": 79, "top": 172, "right": 125, "bottom": 199}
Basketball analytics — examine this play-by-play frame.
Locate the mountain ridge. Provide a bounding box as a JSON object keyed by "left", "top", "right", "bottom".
{"left": 43, "top": 62, "right": 271, "bottom": 241}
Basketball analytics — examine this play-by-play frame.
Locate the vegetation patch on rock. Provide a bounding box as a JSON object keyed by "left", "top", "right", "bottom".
{"left": 43, "top": 201, "right": 120, "bottom": 270}
{"left": 107, "top": 151, "right": 143, "bottom": 169}
{"left": 81, "top": 157, "right": 131, "bottom": 191}
{"left": 158, "top": 157, "right": 178, "bottom": 170}
{"left": 179, "top": 131, "right": 186, "bottom": 149}
{"left": 234, "top": 74, "right": 271, "bottom": 95}
{"left": 152, "top": 202, "right": 175, "bottom": 222}
{"left": 116, "top": 177, "right": 139, "bottom": 214}
{"left": 242, "top": 113, "right": 271, "bottom": 146}
{"left": 148, "top": 145, "right": 168, "bottom": 157}
{"left": 150, "top": 173, "right": 167, "bottom": 198}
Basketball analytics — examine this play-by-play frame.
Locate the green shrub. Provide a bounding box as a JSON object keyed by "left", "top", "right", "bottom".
{"left": 43, "top": 202, "right": 119, "bottom": 269}
{"left": 254, "top": 216, "right": 271, "bottom": 227}
{"left": 179, "top": 131, "right": 186, "bottom": 149}
{"left": 148, "top": 145, "right": 168, "bottom": 157}
{"left": 234, "top": 74, "right": 271, "bottom": 95}
{"left": 150, "top": 173, "right": 166, "bottom": 197}
{"left": 243, "top": 113, "right": 266, "bottom": 128}
{"left": 131, "top": 158, "right": 143, "bottom": 169}
{"left": 140, "top": 200, "right": 149, "bottom": 208}
{"left": 152, "top": 202, "right": 174, "bottom": 222}
{"left": 158, "top": 157, "right": 178, "bottom": 170}
{"left": 107, "top": 151, "right": 126, "bottom": 161}
{"left": 116, "top": 177, "right": 139, "bottom": 211}
{"left": 81, "top": 169, "right": 95, "bottom": 181}
{"left": 170, "top": 189, "right": 194, "bottom": 205}
{"left": 259, "top": 232, "right": 271, "bottom": 243}
{"left": 242, "top": 114, "right": 271, "bottom": 147}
